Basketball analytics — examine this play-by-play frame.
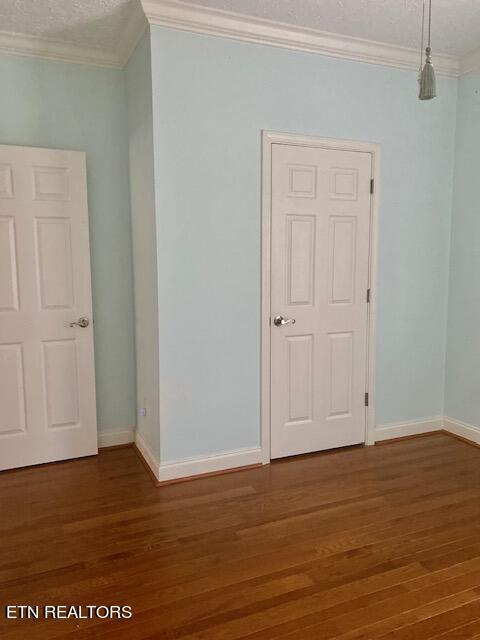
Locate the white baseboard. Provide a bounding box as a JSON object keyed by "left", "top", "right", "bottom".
{"left": 98, "top": 428, "right": 135, "bottom": 448}
{"left": 135, "top": 431, "right": 161, "bottom": 480}
{"left": 444, "top": 417, "right": 480, "bottom": 445}
{"left": 374, "top": 417, "right": 443, "bottom": 442}
{"left": 132, "top": 415, "right": 480, "bottom": 483}
{"left": 134, "top": 432, "right": 262, "bottom": 483}
{"left": 375, "top": 416, "right": 480, "bottom": 446}
{"left": 157, "top": 447, "right": 263, "bottom": 483}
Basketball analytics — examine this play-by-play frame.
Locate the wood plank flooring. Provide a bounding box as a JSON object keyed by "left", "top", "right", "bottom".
{"left": 2, "top": 433, "right": 480, "bottom": 638}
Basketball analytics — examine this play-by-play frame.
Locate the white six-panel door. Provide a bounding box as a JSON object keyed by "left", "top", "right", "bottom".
{"left": 270, "top": 142, "right": 372, "bottom": 459}
{"left": 0, "top": 145, "right": 97, "bottom": 471}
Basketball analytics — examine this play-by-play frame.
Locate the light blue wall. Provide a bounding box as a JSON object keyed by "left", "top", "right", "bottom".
{"left": 125, "top": 30, "right": 160, "bottom": 457}
{"left": 445, "top": 72, "right": 480, "bottom": 425}
{"left": 0, "top": 53, "right": 136, "bottom": 434}
{"left": 150, "top": 27, "right": 457, "bottom": 462}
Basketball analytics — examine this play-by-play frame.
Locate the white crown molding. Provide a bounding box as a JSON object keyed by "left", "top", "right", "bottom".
{"left": 460, "top": 47, "right": 480, "bottom": 76}
{"left": 117, "top": 4, "right": 149, "bottom": 67}
{"left": 0, "top": 0, "right": 147, "bottom": 70}
{"left": 0, "top": 29, "right": 122, "bottom": 68}
{"left": 0, "top": 0, "right": 476, "bottom": 75}
{"left": 141, "top": 0, "right": 460, "bottom": 77}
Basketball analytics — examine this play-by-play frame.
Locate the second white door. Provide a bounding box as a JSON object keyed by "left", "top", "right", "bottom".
{"left": 270, "top": 141, "right": 372, "bottom": 459}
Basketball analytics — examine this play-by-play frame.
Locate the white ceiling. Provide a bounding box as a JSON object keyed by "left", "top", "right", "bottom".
{"left": 1, "top": 0, "right": 480, "bottom": 64}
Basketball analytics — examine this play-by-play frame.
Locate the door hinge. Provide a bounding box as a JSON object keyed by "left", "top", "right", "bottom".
{"left": 370, "top": 178, "right": 374, "bottom": 194}
{"left": 365, "top": 392, "right": 369, "bottom": 407}
{"left": 367, "top": 288, "right": 371, "bottom": 303}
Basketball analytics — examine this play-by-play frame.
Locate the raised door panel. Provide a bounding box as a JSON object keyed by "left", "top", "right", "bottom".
{"left": 286, "top": 215, "right": 315, "bottom": 306}
{"left": 33, "top": 166, "right": 70, "bottom": 201}
{"left": 35, "top": 218, "right": 74, "bottom": 310}
{"left": 286, "top": 334, "right": 313, "bottom": 425}
{"left": 328, "top": 332, "right": 353, "bottom": 418}
{"left": 0, "top": 217, "right": 19, "bottom": 311}
{"left": 328, "top": 216, "right": 356, "bottom": 305}
{"left": 288, "top": 164, "right": 317, "bottom": 198}
{"left": 0, "top": 344, "right": 26, "bottom": 434}
{"left": 0, "top": 164, "right": 14, "bottom": 199}
{"left": 330, "top": 167, "right": 358, "bottom": 201}
{"left": 42, "top": 340, "right": 80, "bottom": 429}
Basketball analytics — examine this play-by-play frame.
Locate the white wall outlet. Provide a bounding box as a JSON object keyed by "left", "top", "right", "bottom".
{"left": 139, "top": 407, "right": 147, "bottom": 417}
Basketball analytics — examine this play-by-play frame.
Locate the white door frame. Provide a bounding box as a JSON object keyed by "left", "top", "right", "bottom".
{"left": 261, "top": 131, "right": 381, "bottom": 463}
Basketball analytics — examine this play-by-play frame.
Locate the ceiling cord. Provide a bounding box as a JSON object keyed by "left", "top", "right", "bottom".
{"left": 420, "top": 0, "right": 425, "bottom": 72}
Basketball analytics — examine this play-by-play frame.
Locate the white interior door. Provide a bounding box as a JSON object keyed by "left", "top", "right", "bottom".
{"left": 0, "top": 144, "right": 97, "bottom": 471}
{"left": 270, "top": 142, "right": 372, "bottom": 459}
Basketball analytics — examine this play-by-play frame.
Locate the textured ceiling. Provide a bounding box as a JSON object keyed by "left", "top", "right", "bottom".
{"left": 170, "top": 0, "right": 480, "bottom": 58}
{"left": 1, "top": 0, "right": 480, "bottom": 58}
{"left": 0, "top": 0, "right": 142, "bottom": 52}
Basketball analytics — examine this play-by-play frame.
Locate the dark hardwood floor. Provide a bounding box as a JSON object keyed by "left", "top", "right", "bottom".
{"left": 2, "top": 433, "right": 480, "bottom": 638}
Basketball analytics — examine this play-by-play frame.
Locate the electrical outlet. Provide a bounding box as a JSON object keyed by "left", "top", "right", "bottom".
{"left": 139, "top": 407, "right": 147, "bottom": 417}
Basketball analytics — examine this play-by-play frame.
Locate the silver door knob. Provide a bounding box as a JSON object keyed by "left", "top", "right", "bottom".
{"left": 69, "top": 317, "right": 90, "bottom": 328}
{"left": 273, "top": 315, "right": 296, "bottom": 327}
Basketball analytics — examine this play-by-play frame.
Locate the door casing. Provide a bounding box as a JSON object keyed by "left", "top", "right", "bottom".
{"left": 261, "top": 131, "right": 381, "bottom": 463}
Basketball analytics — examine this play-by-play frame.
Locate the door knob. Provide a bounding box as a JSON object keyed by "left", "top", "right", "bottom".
{"left": 273, "top": 315, "right": 296, "bottom": 327}
{"left": 69, "top": 317, "right": 90, "bottom": 328}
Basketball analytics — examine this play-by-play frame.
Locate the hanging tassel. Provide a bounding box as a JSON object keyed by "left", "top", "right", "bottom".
{"left": 418, "top": 0, "right": 436, "bottom": 101}
{"left": 419, "top": 47, "right": 436, "bottom": 100}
